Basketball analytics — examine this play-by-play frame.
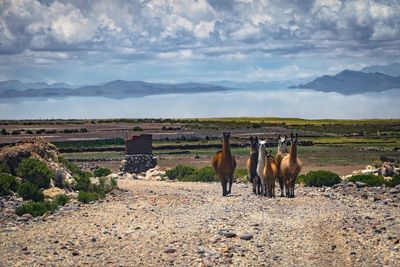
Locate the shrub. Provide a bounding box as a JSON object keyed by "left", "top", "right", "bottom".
{"left": 235, "top": 168, "right": 248, "bottom": 182}
{"left": 17, "top": 182, "right": 44, "bottom": 201}
{"left": 74, "top": 173, "right": 91, "bottom": 191}
{"left": 300, "top": 170, "right": 341, "bottom": 187}
{"left": 0, "top": 163, "right": 11, "bottom": 174}
{"left": 386, "top": 174, "right": 400, "bottom": 188}
{"left": 180, "top": 166, "right": 218, "bottom": 182}
{"left": 132, "top": 126, "right": 143, "bottom": 131}
{"left": 17, "top": 158, "right": 52, "bottom": 188}
{"left": 165, "top": 165, "right": 196, "bottom": 180}
{"left": 1, "top": 128, "right": 8, "bottom": 135}
{"left": 15, "top": 200, "right": 57, "bottom": 217}
{"left": 349, "top": 174, "right": 386, "bottom": 187}
{"left": 54, "top": 194, "right": 69, "bottom": 206}
{"left": 94, "top": 167, "right": 112, "bottom": 177}
{"left": 78, "top": 191, "right": 99, "bottom": 203}
{"left": 0, "top": 174, "right": 19, "bottom": 196}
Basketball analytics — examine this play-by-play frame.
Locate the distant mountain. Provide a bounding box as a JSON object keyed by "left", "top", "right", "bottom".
{"left": 291, "top": 70, "right": 400, "bottom": 94}
{"left": 0, "top": 80, "right": 77, "bottom": 92}
{"left": 361, "top": 63, "right": 400, "bottom": 77}
{"left": 0, "top": 80, "right": 233, "bottom": 99}
{"left": 209, "top": 77, "right": 314, "bottom": 90}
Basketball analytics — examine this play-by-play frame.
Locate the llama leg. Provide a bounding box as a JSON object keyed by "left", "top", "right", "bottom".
{"left": 221, "top": 180, "right": 227, "bottom": 196}
{"left": 292, "top": 180, "right": 295, "bottom": 198}
{"left": 278, "top": 176, "right": 285, "bottom": 197}
{"left": 228, "top": 176, "right": 233, "bottom": 195}
{"left": 260, "top": 176, "right": 266, "bottom": 196}
{"left": 252, "top": 175, "right": 256, "bottom": 194}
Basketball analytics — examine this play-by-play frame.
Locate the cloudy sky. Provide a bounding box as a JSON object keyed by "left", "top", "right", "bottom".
{"left": 1, "top": 0, "right": 399, "bottom": 85}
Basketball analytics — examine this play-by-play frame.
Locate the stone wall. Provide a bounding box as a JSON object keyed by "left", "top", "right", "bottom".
{"left": 119, "top": 154, "right": 157, "bottom": 174}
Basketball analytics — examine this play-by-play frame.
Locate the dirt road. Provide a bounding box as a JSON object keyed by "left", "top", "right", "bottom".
{"left": 1, "top": 180, "right": 399, "bottom": 266}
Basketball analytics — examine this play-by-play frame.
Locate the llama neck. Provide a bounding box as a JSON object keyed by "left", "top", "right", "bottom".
{"left": 258, "top": 146, "right": 265, "bottom": 166}
{"left": 223, "top": 139, "right": 231, "bottom": 157}
{"left": 277, "top": 145, "right": 287, "bottom": 154}
{"left": 289, "top": 144, "right": 297, "bottom": 163}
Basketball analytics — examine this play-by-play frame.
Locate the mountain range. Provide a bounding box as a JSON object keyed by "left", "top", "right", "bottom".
{"left": 0, "top": 80, "right": 232, "bottom": 99}
{"left": 291, "top": 70, "right": 400, "bottom": 94}
{"left": 1, "top": 63, "right": 400, "bottom": 98}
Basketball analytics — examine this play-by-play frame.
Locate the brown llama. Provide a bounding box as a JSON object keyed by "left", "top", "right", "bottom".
{"left": 280, "top": 133, "right": 302, "bottom": 198}
{"left": 275, "top": 135, "right": 289, "bottom": 197}
{"left": 263, "top": 150, "right": 278, "bottom": 198}
{"left": 246, "top": 136, "right": 261, "bottom": 194}
{"left": 212, "top": 132, "right": 237, "bottom": 196}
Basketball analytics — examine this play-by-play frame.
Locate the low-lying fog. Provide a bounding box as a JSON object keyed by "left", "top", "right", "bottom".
{"left": 1, "top": 89, "right": 399, "bottom": 119}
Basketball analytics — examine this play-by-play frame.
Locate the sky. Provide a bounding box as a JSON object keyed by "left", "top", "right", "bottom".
{"left": 1, "top": 0, "right": 400, "bottom": 85}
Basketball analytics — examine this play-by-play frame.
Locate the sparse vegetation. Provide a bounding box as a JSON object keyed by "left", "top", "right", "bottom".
{"left": 78, "top": 191, "right": 100, "bottom": 203}
{"left": 15, "top": 200, "right": 58, "bottom": 217}
{"left": 387, "top": 174, "right": 400, "bottom": 187}
{"left": 165, "top": 165, "right": 195, "bottom": 180}
{"left": 54, "top": 194, "right": 69, "bottom": 206}
{"left": 17, "top": 181, "right": 44, "bottom": 201}
{"left": 234, "top": 168, "right": 248, "bottom": 182}
{"left": 0, "top": 163, "right": 11, "bottom": 174}
{"left": 17, "top": 158, "right": 52, "bottom": 188}
{"left": 0, "top": 174, "right": 19, "bottom": 196}
{"left": 349, "top": 174, "right": 386, "bottom": 187}
{"left": 165, "top": 165, "right": 219, "bottom": 182}
{"left": 94, "top": 167, "right": 112, "bottom": 177}
{"left": 298, "top": 170, "right": 341, "bottom": 187}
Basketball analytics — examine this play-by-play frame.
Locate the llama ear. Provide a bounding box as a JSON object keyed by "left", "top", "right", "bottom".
{"left": 284, "top": 134, "right": 287, "bottom": 139}
{"left": 296, "top": 133, "right": 298, "bottom": 138}
{"left": 290, "top": 133, "right": 293, "bottom": 138}
{"left": 278, "top": 134, "right": 281, "bottom": 139}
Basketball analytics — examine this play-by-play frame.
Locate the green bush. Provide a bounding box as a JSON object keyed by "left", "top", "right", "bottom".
{"left": 17, "top": 158, "right": 52, "bottom": 188}
{"left": 15, "top": 200, "right": 57, "bottom": 217}
{"left": 349, "top": 174, "right": 386, "bottom": 187}
{"left": 300, "top": 170, "right": 341, "bottom": 187}
{"left": 54, "top": 194, "right": 69, "bottom": 206}
{"left": 178, "top": 166, "right": 218, "bottom": 182}
{"left": 78, "top": 191, "right": 99, "bottom": 203}
{"left": 0, "top": 174, "right": 19, "bottom": 196}
{"left": 0, "top": 163, "right": 11, "bottom": 174}
{"left": 235, "top": 168, "right": 248, "bottom": 182}
{"left": 165, "top": 165, "right": 196, "bottom": 180}
{"left": 74, "top": 173, "right": 91, "bottom": 191}
{"left": 17, "top": 182, "right": 44, "bottom": 201}
{"left": 387, "top": 174, "right": 400, "bottom": 188}
{"left": 94, "top": 167, "right": 112, "bottom": 177}
{"left": 132, "top": 126, "right": 143, "bottom": 131}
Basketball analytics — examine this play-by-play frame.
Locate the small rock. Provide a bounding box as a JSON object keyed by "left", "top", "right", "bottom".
{"left": 389, "top": 188, "right": 400, "bottom": 194}
{"left": 163, "top": 247, "right": 176, "bottom": 253}
{"left": 355, "top": 182, "right": 367, "bottom": 188}
{"left": 239, "top": 233, "right": 253, "bottom": 240}
{"left": 218, "top": 230, "right": 236, "bottom": 238}
{"left": 346, "top": 182, "right": 356, "bottom": 188}
{"left": 72, "top": 251, "right": 79, "bottom": 256}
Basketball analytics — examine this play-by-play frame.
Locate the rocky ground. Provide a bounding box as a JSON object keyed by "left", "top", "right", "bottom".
{"left": 1, "top": 180, "right": 399, "bottom": 266}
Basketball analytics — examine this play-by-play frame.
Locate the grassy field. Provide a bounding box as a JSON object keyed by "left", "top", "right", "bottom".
{"left": 2, "top": 117, "right": 399, "bottom": 175}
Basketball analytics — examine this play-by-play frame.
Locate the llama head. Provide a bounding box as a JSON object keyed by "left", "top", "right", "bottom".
{"left": 249, "top": 136, "right": 258, "bottom": 149}
{"left": 290, "top": 133, "right": 299, "bottom": 145}
{"left": 265, "top": 150, "right": 274, "bottom": 159}
{"left": 258, "top": 139, "right": 267, "bottom": 149}
{"left": 277, "top": 135, "right": 289, "bottom": 152}
{"left": 223, "top": 132, "right": 230, "bottom": 140}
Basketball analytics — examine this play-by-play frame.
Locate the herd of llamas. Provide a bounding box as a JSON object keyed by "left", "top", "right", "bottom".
{"left": 212, "top": 132, "right": 302, "bottom": 197}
